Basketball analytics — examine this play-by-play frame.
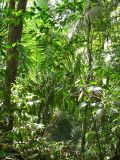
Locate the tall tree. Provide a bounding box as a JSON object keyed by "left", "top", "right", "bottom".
{"left": 3, "top": 0, "right": 27, "bottom": 132}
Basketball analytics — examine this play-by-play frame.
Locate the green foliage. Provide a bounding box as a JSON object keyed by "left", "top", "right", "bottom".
{"left": 0, "top": 0, "right": 120, "bottom": 159}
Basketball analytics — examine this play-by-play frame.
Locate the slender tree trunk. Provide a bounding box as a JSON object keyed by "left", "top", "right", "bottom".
{"left": 3, "top": 0, "right": 27, "bottom": 132}
{"left": 81, "top": 106, "right": 87, "bottom": 156}
{"left": 86, "top": 14, "right": 92, "bottom": 83}
{"left": 80, "top": 1, "right": 92, "bottom": 158}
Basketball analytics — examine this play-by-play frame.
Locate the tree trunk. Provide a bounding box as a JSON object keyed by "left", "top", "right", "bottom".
{"left": 3, "top": 0, "right": 27, "bottom": 132}
{"left": 80, "top": 1, "right": 92, "bottom": 158}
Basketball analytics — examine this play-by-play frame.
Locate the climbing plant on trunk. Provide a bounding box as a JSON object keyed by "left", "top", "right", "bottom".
{"left": 3, "top": 0, "right": 27, "bottom": 132}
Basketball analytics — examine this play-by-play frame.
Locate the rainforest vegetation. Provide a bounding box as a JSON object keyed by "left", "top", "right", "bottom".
{"left": 0, "top": 0, "right": 120, "bottom": 159}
